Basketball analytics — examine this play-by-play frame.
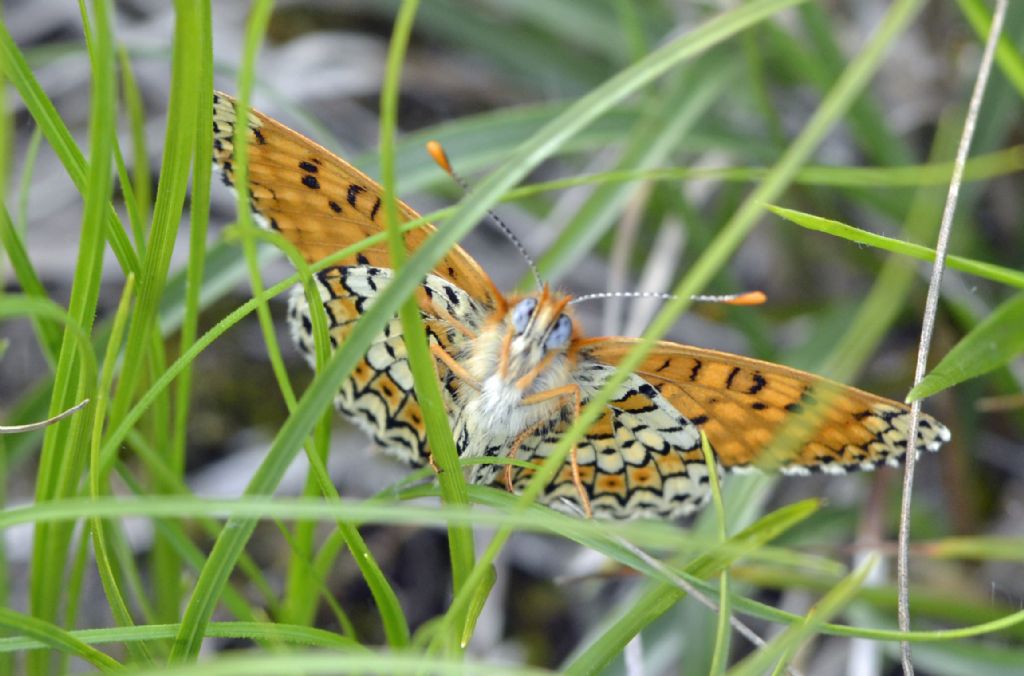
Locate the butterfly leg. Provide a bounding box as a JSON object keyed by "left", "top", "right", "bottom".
{"left": 502, "top": 420, "right": 548, "bottom": 492}
{"left": 433, "top": 302, "right": 479, "bottom": 340}
{"left": 430, "top": 343, "right": 480, "bottom": 391}
{"left": 418, "top": 344, "right": 481, "bottom": 476}
{"left": 522, "top": 383, "right": 591, "bottom": 518}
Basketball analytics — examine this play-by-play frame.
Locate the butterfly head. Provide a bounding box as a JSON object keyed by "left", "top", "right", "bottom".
{"left": 496, "top": 286, "right": 578, "bottom": 391}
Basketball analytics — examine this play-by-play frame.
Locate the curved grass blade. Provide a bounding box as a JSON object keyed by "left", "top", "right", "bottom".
{"left": 726, "top": 556, "right": 876, "bottom": 676}
{"left": 768, "top": 205, "right": 1024, "bottom": 289}
{"left": 0, "top": 608, "right": 120, "bottom": 671}
{"left": 908, "top": 290, "right": 1024, "bottom": 401}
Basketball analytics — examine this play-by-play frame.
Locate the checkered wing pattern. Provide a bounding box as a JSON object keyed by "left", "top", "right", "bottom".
{"left": 288, "top": 265, "right": 486, "bottom": 465}
{"left": 497, "top": 363, "right": 714, "bottom": 520}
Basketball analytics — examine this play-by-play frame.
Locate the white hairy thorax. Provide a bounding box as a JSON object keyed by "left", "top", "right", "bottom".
{"left": 451, "top": 292, "right": 584, "bottom": 484}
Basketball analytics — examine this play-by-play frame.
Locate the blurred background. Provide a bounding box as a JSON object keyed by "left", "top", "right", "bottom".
{"left": 1, "top": 0, "right": 1023, "bottom": 673}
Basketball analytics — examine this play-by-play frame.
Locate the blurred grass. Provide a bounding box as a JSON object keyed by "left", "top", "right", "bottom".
{"left": 0, "top": 0, "right": 1021, "bottom": 674}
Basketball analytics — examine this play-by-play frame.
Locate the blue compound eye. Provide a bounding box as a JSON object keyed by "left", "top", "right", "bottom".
{"left": 546, "top": 314, "right": 573, "bottom": 350}
{"left": 512, "top": 298, "right": 538, "bottom": 334}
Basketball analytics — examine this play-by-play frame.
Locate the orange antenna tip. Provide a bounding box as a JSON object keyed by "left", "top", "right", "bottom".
{"left": 689, "top": 290, "right": 767, "bottom": 306}
{"left": 726, "top": 290, "right": 767, "bottom": 306}
{"left": 426, "top": 140, "right": 452, "bottom": 174}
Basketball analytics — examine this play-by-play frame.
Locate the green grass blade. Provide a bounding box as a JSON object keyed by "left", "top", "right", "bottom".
{"left": 727, "top": 556, "right": 876, "bottom": 676}
{"left": 124, "top": 651, "right": 553, "bottom": 676}
{"left": 0, "top": 622, "right": 363, "bottom": 654}
{"left": 223, "top": 223, "right": 411, "bottom": 646}
{"left": 768, "top": 205, "right": 1024, "bottom": 289}
{"left": 701, "top": 433, "right": 731, "bottom": 676}
{"left": 118, "top": 45, "right": 152, "bottom": 226}
{"left": 0, "top": 206, "right": 63, "bottom": 360}
{"left": 106, "top": 3, "right": 201, "bottom": 435}
{"left": 562, "top": 500, "right": 822, "bottom": 674}
{"left": 500, "top": 145, "right": 1024, "bottom": 197}
{"left": 922, "top": 535, "right": 1024, "bottom": 562}
{"left": 957, "top": 0, "right": 1024, "bottom": 98}
{"left": 0, "top": 608, "right": 121, "bottom": 672}
{"left": 908, "top": 290, "right": 1024, "bottom": 401}
{"left": 378, "top": 0, "right": 473, "bottom": 633}
{"left": 89, "top": 275, "right": 152, "bottom": 663}
{"left": 0, "top": 19, "right": 141, "bottom": 276}
{"left": 173, "top": 2, "right": 410, "bottom": 656}
{"left": 0, "top": 493, "right": 814, "bottom": 559}
{"left": 536, "top": 60, "right": 737, "bottom": 282}
{"left": 27, "top": 2, "right": 115, "bottom": 666}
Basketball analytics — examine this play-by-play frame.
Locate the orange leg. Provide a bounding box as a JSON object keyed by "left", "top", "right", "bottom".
{"left": 502, "top": 420, "right": 548, "bottom": 492}
{"left": 433, "top": 302, "right": 478, "bottom": 340}
{"left": 430, "top": 343, "right": 480, "bottom": 391}
{"left": 425, "top": 343, "right": 480, "bottom": 478}
{"left": 497, "top": 331, "right": 512, "bottom": 379}
{"left": 522, "top": 383, "right": 590, "bottom": 518}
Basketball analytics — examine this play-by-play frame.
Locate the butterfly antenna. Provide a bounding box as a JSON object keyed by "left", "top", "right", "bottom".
{"left": 569, "top": 290, "right": 766, "bottom": 306}
{"left": 427, "top": 141, "right": 544, "bottom": 289}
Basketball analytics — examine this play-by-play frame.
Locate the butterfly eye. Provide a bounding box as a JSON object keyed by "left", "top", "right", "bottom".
{"left": 546, "top": 314, "right": 573, "bottom": 350}
{"left": 511, "top": 298, "right": 538, "bottom": 334}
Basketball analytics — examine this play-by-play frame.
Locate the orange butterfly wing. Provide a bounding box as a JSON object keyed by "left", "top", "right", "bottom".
{"left": 212, "top": 91, "right": 499, "bottom": 308}
{"left": 582, "top": 338, "right": 949, "bottom": 474}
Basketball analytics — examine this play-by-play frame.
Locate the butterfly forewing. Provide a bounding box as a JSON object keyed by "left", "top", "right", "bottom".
{"left": 212, "top": 92, "right": 498, "bottom": 308}
{"left": 583, "top": 339, "right": 950, "bottom": 474}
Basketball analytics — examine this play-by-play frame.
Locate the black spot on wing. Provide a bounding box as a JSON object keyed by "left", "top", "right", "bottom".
{"left": 725, "top": 367, "right": 740, "bottom": 389}
{"left": 444, "top": 285, "right": 460, "bottom": 307}
{"left": 347, "top": 184, "right": 366, "bottom": 206}
{"left": 302, "top": 175, "right": 320, "bottom": 189}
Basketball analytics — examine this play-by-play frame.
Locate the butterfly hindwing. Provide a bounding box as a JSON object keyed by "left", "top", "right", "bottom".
{"left": 464, "top": 361, "right": 715, "bottom": 520}
{"left": 288, "top": 265, "right": 486, "bottom": 466}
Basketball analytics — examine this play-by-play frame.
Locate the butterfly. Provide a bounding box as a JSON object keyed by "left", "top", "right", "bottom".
{"left": 212, "top": 91, "right": 951, "bottom": 520}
